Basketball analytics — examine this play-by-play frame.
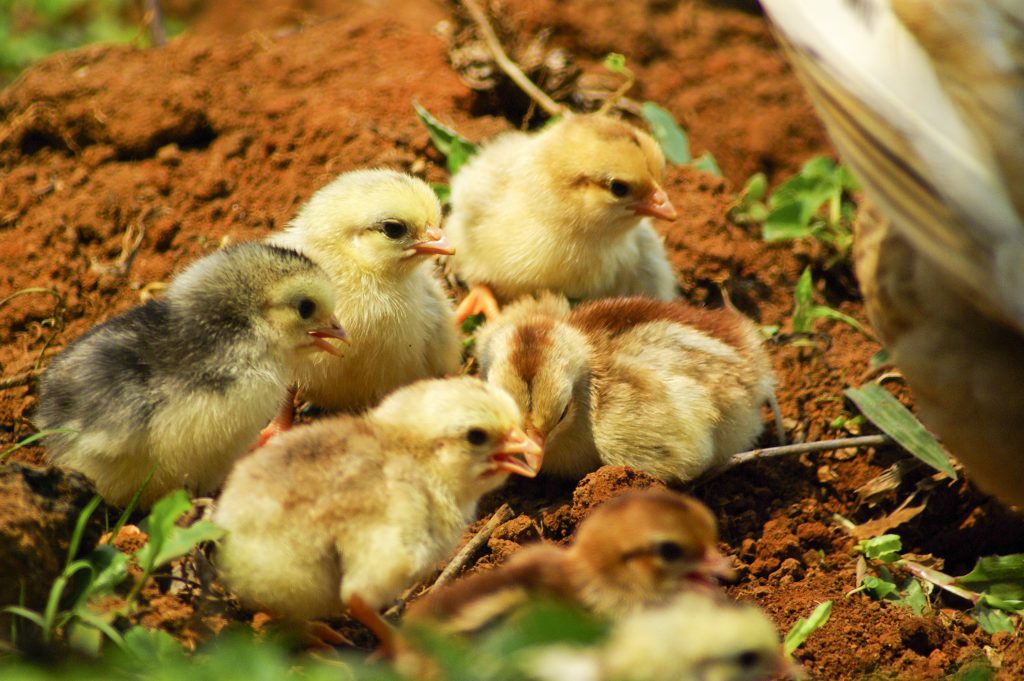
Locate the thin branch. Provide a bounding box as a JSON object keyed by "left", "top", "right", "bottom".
{"left": 435, "top": 503, "right": 513, "bottom": 589}
{"left": 0, "top": 369, "right": 43, "bottom": 391}
{"left": 695, "top": 435, "right": 894, "bottom": 484}
{"left": 144, "top": 0, "right": 167, "bottom": 47}
{"left": 461, "top": 0, "right": 566, "bottom": 117}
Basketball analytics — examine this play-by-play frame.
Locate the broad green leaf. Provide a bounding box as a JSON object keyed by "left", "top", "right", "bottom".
{"left": 122, "top": 626, "right": 185, "bottom": 664}
{"left": 481, "top": 600, "right": 608, "bottom": 655}
{"left": 845, "top": 383, "right": 956, "bottom": 478}
{"left": 858, "top": 534, "right": 903, "bottom": 562}
{"left": 412, "top": 101, "right": 478, "bottom": 175}
{"left": 899, "top": 578, "right": 929, "bottom": 615}
{"left": 969, "top": 603, "right": 1016, "bottom": 635}
{"left": 692, "top": 151, "right": 722, "bottom": 177}
{"left": 863, "top": 574, "right": 899, "bottom": 600}
{"left": 136, "top": 490, "right": 193, "bottom": 572}
{"left": 460, "top": 312, "right": 486, "bottom": 336}
{"left": 602, "top": 52, "right": 627, "bottom": 73}
{"left": 783, "top": 600, "right": 832, "bottom": 656}
{"left": 870, "top": 348, "right": 891, "bottom": 368}
{"left": 640, "top": 101, "right": 691, "bottom": 165}
{"left": 430, "top": 182, "right": 451, "bottom": 204}
{"left": 958, "top": 554, "right": 1024, "bottom": 587}
{"left": 763, "top": 201, "right": 814, "bottom": 241}
{"left": 800, "top": 155, "right": 838, "bottom": 178}
{"left": 148, "top": 520, "right": 224, "bottom": 568}
{"left": 739, "top": 172, "right": 767, "bottom": 204}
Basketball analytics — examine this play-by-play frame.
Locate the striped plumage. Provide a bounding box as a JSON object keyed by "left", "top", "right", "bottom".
{"left": 761, "top": 0, "right": 1024, "bottom": 505}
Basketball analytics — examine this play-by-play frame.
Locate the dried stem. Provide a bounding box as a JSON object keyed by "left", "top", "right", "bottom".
{"left": 0, "top": 369, "right": 43, "bottom": 391}
{"left": 434, "top": 503, "right": 513, "bottom": 589}
{"left": 696, "top": 434, "right": 894, "bottom": 484}
{"left": 461, "top": 0, "right": 566, "bottom": 118}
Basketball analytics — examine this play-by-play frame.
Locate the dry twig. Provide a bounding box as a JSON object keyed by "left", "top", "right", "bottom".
{"left": 0, "top": 369, "right": 44, "bottom": 391}
{"left": 461, "top": 0, "right": 566, "bottom": 117}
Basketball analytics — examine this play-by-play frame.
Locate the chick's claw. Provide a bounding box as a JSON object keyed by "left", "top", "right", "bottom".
{"left": 454, "top": 284, "right": 501, "bottom": 324}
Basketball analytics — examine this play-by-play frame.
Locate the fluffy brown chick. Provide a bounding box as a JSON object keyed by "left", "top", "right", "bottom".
{"left": 405, "top": 489, "right": 734, "bottom": 635}
{"left": 762, "top": 1, "right": 1024, "bottom": 505}
{"left": 446, "top": 114, "right": 679, "bottom": 321}
{"left": 213, "top": 377, "right": 542, "bottom": 647}
{"left": 269, "top": 168, "right": 461, "bottom": 413}
{"left": 475, "top": 294, "right": 776, "bottom": 481}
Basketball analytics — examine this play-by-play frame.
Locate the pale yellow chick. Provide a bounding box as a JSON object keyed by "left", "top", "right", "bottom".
{"left": 213, "top": 377, "right": 543, "bottom": 648}
{"left": 269, "top": 168, "right": 461, "bottom": 412}
{"left": 476, "top": 294, "right": 776, "bottom": 481}
{"left": 446, "top": 114, "right": 679, "bottom": 321}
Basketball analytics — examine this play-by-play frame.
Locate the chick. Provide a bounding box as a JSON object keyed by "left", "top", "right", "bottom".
{"left": 406, "top": 489, "right": 735, "bottom": 634}
{"left": 761, "top": 1, "right": 1024, "bottom": 505}
{"left": 475, "top": 294, "right": 776, "bottom": 481}
{"left": 556, "top": 592, "right": 790, "bottom": 681}
{"left": 446, "top": 114, "right": 679, "bottom": 322}
{"left": 35, "top": 243, "right": 347, "bottom": 507}
{"left": 269, "top": 168, "right": 461, "bottom": 412}
{"left": 213, "top": 377, "right": 543, "bottom": 648}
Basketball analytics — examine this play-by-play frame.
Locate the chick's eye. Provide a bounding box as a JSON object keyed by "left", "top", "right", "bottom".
{"left": 654, "top": 541, "right": 686, "bottom": 562}
{"left": 735, "top": 651, "right": 763, "bottom": 669}
{"left": 297, "top": 298, "right": 317, "bottom": 319}
{"left": 466, "top": 428, "right": 488, "bottom": 446}
{"left": 381, "top": 220, "right": 408, "bottom": 239}
{"left": 608, "top": 179, "right": 630, "bottom": 198}
{"left": 557, "top": 402, "right": 570, "bottom": 424}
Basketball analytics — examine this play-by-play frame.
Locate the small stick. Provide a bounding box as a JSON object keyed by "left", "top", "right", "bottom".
{"left": 461, "top": 0, "right": 566, "bottom": 118}
{"left": 145, "top": 0, "right": 167, "bottom": 47}
{"left": 695, "top": 434, "right": 893, "bottom": 484}
{"left": 0, "top": 369, "right": 43, "bottom": 391}
{"left": 434, "top": 503, "right": 513, "bottom": 589}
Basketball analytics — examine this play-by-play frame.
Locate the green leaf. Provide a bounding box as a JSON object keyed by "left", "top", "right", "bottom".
{"left": 2, "top": 606, "right": 46, "bottom": 630}
{"left": 958, "top": 555, "right": 1024, "bottom": 587}
{"left": 739, "top": 172, "right": 767, "bottom": 203}
{"left": 460, "top": 312, "right": 486, "bottom": 336}
{"left": 863, "top": 574, "right": 899, "bottom": 600}
{"left": 899, "top": 578, "right": 929, "bottom": 615}
{"left": 870, "top": 348, "right": 891, "bottom": 368}
{"left": 412, "top": 101, "right": 478, "bottom": 175}
{"left": 845, "top": 383, "right": 956, "bottom": 478}
{"left": 858, "top": 534, "right": 903, "bottom": 562}
{"left": 783, "top": 600, "right": 832, "bottom": 656}
{"left": 808, "top": 305, "right": 869, "bottom": 335}
{"left": 602, "top": 52, "right": 627, "bottom": 73}
{"left": 692, "top": 151, "right": 722, "bottom": 177}
{"left": 66, "top": 494, "right": 103, "bottom": 568}
{"left": 763, "top": 201, "right": 814, "bottom": 240}
{"left": 969, "top": 603, "right": 1016, "bottom": 635}
{"left": 122, "top": 625, "right": 185, "bottom": 664}
{"left": 640, "top": 101, "right": 691, "bottom": 165}
{"left": 480, "top": 600, "right": 609, "bottom": 656}
{"left": 430, "top": 182, "right": 451, "bottom": 204}
{"left": 791, "top": 267, "right": 814, "bottom": 333}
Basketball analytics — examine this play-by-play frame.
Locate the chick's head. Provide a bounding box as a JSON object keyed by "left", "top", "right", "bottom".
{"left": 284, "top": 168, "right": 449, "bottom": 277}
{"left": 569, "top": 490, "right": 735, "bottom": 613}
{"left": 477, "top": 297, "right": 589, "bottom": 458}
{"left": 370, "top": 377, "right": 543, "bottom": 503}
{"left": 167, "top": 242, "right": 347, "bottom": 361}
{"left": 538, "top": 115, "right": 677, "bottom": 234}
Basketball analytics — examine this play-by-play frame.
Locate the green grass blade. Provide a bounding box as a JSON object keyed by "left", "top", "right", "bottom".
{"left": 2, "top": 606, "right": 46, "bottom": 630}
{"left": 108, "top": 466, "right": 156, "bottom": 544}
{"left": 66, "top": 494, "right": 103, "bottom": 569}
{"left": 784, "top": 600, "right": 832, "bottom": 656}
{"left": 1, "top": 428, "right": 76, "bottom": 461}
{"left": 845, "top": 383, "right": 956, "bottom": 478}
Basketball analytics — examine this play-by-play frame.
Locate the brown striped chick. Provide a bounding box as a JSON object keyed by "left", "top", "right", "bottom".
{"left": 268, "top": 168, "right": 460, "bottom": 413}
{"left": 405, "top": 490, "right": 735, "bottom": 635}
{"left": 35, "top": 243, "right": 346, "bottom": 508}
{"left": 527, "top": 592, "right": 792, "bottom": 681}
{"left": 761, "top": 1, "right": 1024, "bottom": 505}
{"left": 475, "top": 294, "right": 776, "bottom": 481}
{"left": 447, "top": 114, "right": 679, "bottom": 322}
{"left": 213, "top": 377, "right": 542, "bottom": 650}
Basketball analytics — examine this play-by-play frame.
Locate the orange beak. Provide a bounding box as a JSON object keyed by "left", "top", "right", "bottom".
{"left": 307, "top": 316, "right": 349, "bottom": 356}
{"left": 489, "top": 425, "right": 544, "bottom": 478}
{"left": 694, "top": 547, "right": 738, "bottom": 583}
{"left": 629, "top": 186, "right": 678, "bottom": 221}
{"left": 410, "top": 225, "right": 455, "bottom": 257}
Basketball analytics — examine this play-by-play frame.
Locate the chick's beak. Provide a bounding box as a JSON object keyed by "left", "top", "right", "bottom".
{"left": 410, "top": 225, "right": 455, "bottom": 257}
{"left": 692, "top": 547, "right": 738, "bottom": 584}
{"left": 307, "top": 316, "right": 349, "bottom": 356}
{"left": 629, "top": 186, "right": 678, "bottom": 221}
{"left": 489, "top": 425, "right": 544, "bottom": 478}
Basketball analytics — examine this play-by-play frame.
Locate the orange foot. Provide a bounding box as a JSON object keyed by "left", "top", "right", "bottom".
{"left": 252, "top": 386, "right": 298, "bottom": 450}
{"left": 454, "top": 284, "right": 501, "bottom": 325}
{"left": 347, "top": 593, "right": 397, "bottom": 659}
{"left": 302, "top": 620, "right": 354, "bottom": 651}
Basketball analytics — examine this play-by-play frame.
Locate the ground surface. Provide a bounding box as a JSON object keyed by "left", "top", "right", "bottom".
{"left": 2, "top": 1, "right": 1023, "bottom": 679}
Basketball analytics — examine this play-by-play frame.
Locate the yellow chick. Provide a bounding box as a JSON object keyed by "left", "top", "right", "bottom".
{"left": 269, "top": 168, "right": 461, "bottom": 412}
{"left": 475, "top": 294, "right": 776, "bottom": 481}
{"left": 587, "top": 592, "right": 791, "bottom": 681}
{"left": 405, "top": 489, "right": 735, "bottom": 634}
{"left": 35, "top": 243, "right": 346, "bottom": 507}
{"left": 446, "top": 114, "right": 679, "bottom": 322}
{"left": 761, "top": 1, "right": 1024, "bottom": 505}
{"left": 213, "top": 377, "right": 543, "bottom": 649}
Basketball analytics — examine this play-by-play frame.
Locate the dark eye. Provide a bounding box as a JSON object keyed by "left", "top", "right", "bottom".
{"left": 381, "top": 220, "right": 408, "bottom": 239}
{"left": 466, "top": 428, "right": 488, "bottom": 446}
{"left": 608, "top": 179, "right": 630, "bottom": 198}
{"left": 557, "top": 403, "right": 570, "bottom": 424}
{"left": 736, "top": 651, "right": 762, "bottom": 669}
{"left": 655, "top": 541, "right": 686, "bottom": 562}
{"left": 297, "top": 298, "right": 316, "bottom": 319}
